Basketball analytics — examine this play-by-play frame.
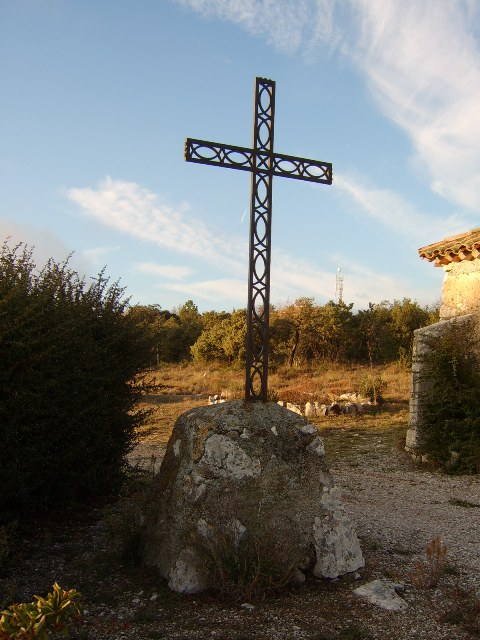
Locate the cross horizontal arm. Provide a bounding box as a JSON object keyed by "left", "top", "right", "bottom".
{"left": 185, "top": 138, "right": 254, "bottom": 173}
{"left": 186, "top": 138, "right": 332, "bottom": 184}
{"left": 271, "top": 151, "right": 332, "bottom": 184}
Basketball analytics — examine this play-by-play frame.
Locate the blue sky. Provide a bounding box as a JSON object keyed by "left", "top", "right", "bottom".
{"left": 2, "top": 0, "right": 480, "bottom": 313}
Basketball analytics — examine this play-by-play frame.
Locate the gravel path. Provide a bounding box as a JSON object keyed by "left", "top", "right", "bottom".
{"left": 5, "top": 421, "right": 480, "bottom": 640}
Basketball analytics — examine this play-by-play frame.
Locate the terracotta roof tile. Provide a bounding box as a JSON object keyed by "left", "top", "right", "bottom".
{"left": 418, "top": 228, "right": 480, "bottom": 267}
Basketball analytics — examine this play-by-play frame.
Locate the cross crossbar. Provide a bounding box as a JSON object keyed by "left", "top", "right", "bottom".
{"left": 185, "top": 138, "right": 332, "bottom": 184}
{"left": 185, "top": 77, "right": 332, "bottom": 401}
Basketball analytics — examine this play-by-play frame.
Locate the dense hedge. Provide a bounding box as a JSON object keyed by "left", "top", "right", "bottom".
{"left": 0, "top": 242, "right": 153, "bottom": 520}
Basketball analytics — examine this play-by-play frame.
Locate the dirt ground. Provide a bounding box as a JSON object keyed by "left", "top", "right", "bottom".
{"left": 3, "top": 396, "right": 480, "bottom": 640}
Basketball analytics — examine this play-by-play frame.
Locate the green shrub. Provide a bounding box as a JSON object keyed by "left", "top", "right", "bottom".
{"left": 0, "top": 241, "right": 154, "bottom": 520}
{"left": 421, "top": 320, "right": 480, "bottom": 473}
{"left": 0, "top": 583, "right": 82, "bottom": 639}
{"left": 357, "top": 374, "right": 387, "bottom": 404}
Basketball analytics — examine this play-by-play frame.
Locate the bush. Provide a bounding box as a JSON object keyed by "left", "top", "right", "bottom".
{"left": 0, "top": 583, "right": 82, "bottom": 639}
{"left": 357, "top": 374, "right": 387, "bottom": 404}
{"left": 421, "top": 319, "right": 480, "bottom": 473}
{"left": 0, "top": 241, "right": 153, "bottom": 520}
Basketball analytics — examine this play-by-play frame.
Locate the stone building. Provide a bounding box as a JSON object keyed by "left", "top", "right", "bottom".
{"left": 406, "top": 228, "right": 480, "bottom": 453}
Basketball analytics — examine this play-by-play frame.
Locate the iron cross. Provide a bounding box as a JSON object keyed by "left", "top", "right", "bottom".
{"left": 185, "top": 77, "right": 332, "bottom": 402}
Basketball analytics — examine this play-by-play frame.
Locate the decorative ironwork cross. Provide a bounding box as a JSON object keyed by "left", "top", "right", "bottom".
{"left": 185, "top": 77, "right": 332, "bottom": 402}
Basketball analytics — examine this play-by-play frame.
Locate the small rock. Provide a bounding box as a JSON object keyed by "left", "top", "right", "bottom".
{"left": 300, "top": 423, "right": 317, "bottom": 435}
{"left": 354, "top": 578, "right": 407, "bottom": 611}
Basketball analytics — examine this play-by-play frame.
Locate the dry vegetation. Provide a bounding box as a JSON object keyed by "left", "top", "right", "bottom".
{"left": 6, "top": 362, "right": 480, "bottom": 639}
{"left": 130, "top": 362, "right": 411, "bottom": 472}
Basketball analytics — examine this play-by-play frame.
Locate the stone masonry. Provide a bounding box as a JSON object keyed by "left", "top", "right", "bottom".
{"left": 407, "top": 228, "right": 480, "bottom": 452}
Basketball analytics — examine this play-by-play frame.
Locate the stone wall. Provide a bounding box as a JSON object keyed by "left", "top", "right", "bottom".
{"left": 406, "top": 315, "right": 473, "bottom": 454}
{"left": 440, "top": 259, "right": 480, "bottom": 319}
{"left": 407, "top": 245, "right": 480, "bottom": 456}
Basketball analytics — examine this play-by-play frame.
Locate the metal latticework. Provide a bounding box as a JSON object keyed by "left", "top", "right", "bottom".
{"left": 185, "top": 77, "right": 332, "bottom": 401}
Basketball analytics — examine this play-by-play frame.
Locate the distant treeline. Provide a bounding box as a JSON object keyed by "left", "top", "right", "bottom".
{"left": 129, "top": 297, "right": 439, "bottom": 367}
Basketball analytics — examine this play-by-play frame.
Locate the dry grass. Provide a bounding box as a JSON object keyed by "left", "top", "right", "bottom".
{"left": 12, "top": 361, "right": 480, "bottom": 640}
{"left": 147, "top": 361, "right": 411, "bottom": 404}
{"left": 130, "top": 362, "right": 412, "bottom": 472}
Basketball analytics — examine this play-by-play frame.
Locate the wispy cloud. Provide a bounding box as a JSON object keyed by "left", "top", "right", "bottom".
{"left": 66, "top": 176, "right": 437, "bottom": 309}
{"left": 134, "top": 261, "right": 192, "bottom": 280}
{"left": 270, "top": 250, "right": 433, "bottom": 309}
{"left": 0, "top": 219, "right": 89, "bottom": 274}
{"left": 67, "top": 176, "right": 244, "bottom": 271}
{"left": 174, "top": 0, "right": 317, "bottom": 54}
{"left": 162, "top": 278, "right": 246, "bottom": 302}
{"left": 175, "top": 0, "right": 480, "bottom": 211}
{"left": 346, "top": 0, "right": 480, "bottom": 211}
{"left": 82, "top": 245, "right": 121, "bottom": 264}
{"left": 334, "top": 172, "right": 474, "bottom": 245}
{"left": 327, "top": 251, "right": 438, "bottom": 307}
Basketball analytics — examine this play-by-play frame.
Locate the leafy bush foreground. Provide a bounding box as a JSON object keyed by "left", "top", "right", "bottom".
{"left": 0, "top": 241, "right": 153, "bottom": 521}
{"left": 0, "top": 583, "right": 82, "bottom": 640}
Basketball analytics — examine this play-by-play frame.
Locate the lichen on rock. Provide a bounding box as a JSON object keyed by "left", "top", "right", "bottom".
{"left": 142, "top": 400, "right": 364, "bottom": 594}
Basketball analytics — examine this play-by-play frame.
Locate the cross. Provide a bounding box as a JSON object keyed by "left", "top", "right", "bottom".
{"left": 185, "top": 77, "right": 332, "bottom": 402}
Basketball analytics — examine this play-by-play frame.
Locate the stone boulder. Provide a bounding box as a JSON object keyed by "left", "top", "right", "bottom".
{"left": 142, "top": 400, "right": 364, "bottom": 593}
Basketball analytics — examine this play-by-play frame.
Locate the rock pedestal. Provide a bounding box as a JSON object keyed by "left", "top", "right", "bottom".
{"left": 142, "top": 400, "right": 364, "bottom": 593}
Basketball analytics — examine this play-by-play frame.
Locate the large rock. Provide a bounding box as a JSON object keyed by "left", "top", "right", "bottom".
{"left": 142, "top": 400, "right": 364, "bottom": 593}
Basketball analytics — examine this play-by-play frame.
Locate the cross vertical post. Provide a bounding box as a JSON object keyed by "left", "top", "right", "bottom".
{"left": 245, "top": 78, "right": 275, "bottom": 401}
{"left": 185, "top": 77, "right": 332, "bottom": 402}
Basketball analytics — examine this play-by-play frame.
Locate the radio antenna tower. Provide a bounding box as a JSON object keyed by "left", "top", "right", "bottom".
{"left": 335, "top": 267, "right": 344, "bottom": 304}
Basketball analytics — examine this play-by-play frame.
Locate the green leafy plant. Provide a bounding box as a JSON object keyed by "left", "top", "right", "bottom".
{"left": 357, "top": 375, "right": 387, "bottom": 404}
{"left": 420, "top": 319, "right": 480, "bottom": 473}
{"left": 0, "top": 583, "right": 82, "bottom": 639}
{"left": 0, "top": 241, "right": 155, "bottom": 520}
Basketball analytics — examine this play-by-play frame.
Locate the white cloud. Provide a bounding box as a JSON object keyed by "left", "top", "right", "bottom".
{"left": 334, "top": 172, "right": 475, "bottom": 245}
{"left": 175, "top": 0, "right": 480, "bottom": 211}
{"left": 0, "top": 219, "right": 89, "bottom": 274}
{"left": 346, "top": 0, "right": 480, "bottom": 211}
{"left": 327, "top": 252, "right": 438, "bottom": 308}
{"left": 270, "top": 249, "right": 432, "bottom": 310}
{"left": 65, "top": 175, "right": 439, "bottom": 310}
{"left": 174, "top": 0, "right": 315, "bottom": 53}
{"left": 134, "top": 261, "right": 192, "bottom": 279}
{"left": 82, "top": 245, "right": 121, "bottom": 264}
{"left": 67, "top": 176, "right": 244, "bottom": 272}
{"left": 162, "top": 278, "right": 246, "bottom": 302}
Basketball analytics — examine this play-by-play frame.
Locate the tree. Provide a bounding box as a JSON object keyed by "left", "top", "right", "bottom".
{"left": 355, "top": 302, "right": 397, "bottom": 365}
{"left": 390, "top": 298, "right": 434, "bottom": 363}
{"left": 128, "top": 300, "right": 205, "bottom": 364}
{"left": 0, "top": 241, "right": 153, "bottom": 520}
{"left": 191, "top": 309, "right": 246, "bottom": 364}
{"left": 272, "top": 299, "right": 355, "bottom": 366}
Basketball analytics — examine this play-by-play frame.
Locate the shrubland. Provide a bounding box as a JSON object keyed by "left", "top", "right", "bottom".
{"left": 131, "top": 296, "right": 438, "bottom": 369}
{"left": 0, "top": 241, "right": 153, "bottom": 522}
{"left": 0, "top": 237, "right": 453, "bottom": 525}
